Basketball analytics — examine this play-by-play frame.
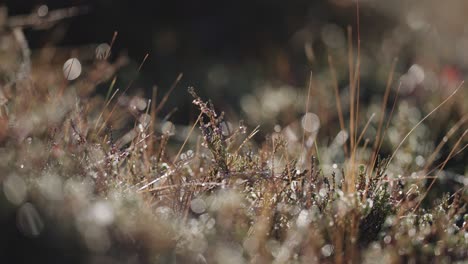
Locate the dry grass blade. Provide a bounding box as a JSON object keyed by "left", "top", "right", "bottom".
{"left": 173, "top": 112, "right": 203, "bottom": 164}
{"left": 148, "top": 85, "right": 158, "bottom": 155}
{"left": 234, "top": 125, "right": 260, "bottom": 156}
{"left": 388, "top": 81, "right": 464, "bottom": 166}
{"left": 422, "top": 113, "right": 468, "bottom": 174}
{"left": 347, "top": 25, "right": 355, "bottom": 153}
{"left": 328, "top": 55, "right": 347, "bottom": 156}
{"left": 94, "top": 79, "right": 118, "bottom": 130}
{"left": 97, "top": 53, "right": 150, "bottom": 134}
{"left": 99, "top": 31, "right": 118, "bottom": 61}
{"left": 414, "top": 129, "right": 468, "bottom": 211}
{"left": 353, "top": 113, "right": 375, "bottom": 153}
{"left": 353, "top": 0, "right": 361, "bottom": 152}
{"left": 154, "top": 73, "right": 183, "bottom": 115}
{"left": 368, "top": 58, "right": 398, "bottom": 174}
{"left": 301, "top": 71, "right": 313, "bottom": 165}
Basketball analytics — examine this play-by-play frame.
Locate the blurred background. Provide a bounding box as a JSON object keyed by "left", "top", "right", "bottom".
{"left": 3, "top": 0, "right": 467, "bottom": 173}
{"left": 4, "top": 0, "right": 466, "bottom": 119}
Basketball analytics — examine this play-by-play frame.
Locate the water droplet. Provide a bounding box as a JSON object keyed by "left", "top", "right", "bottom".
{"left": 274, "top": 124, "right": 281, "bottom": 133}
{"left": 3, "top": 174, "right": 27, "bottom": 206}
{"left": 296, "top": 210, "right": 312, "bottom": 228}
{"left": 138, "top": 113, "right": 151, "bottom": 128}
{"left": 406, "top": 10, "right": 428, "bottom": 31}
{"left": 95, "top": 43, "right": 111, "bottom": 60}
{"left": 89, "top": 201, "right": 114, "bottom": 226}
{"left": 37, "top": 5, "right": 48, "bottom": 17}
{"left": 384, "top": 235, "right": 392, "bottom": 244}
{"left": 321, "top": 24, "right": 345, "bottom": 49}
{"left": 17, "top": 203, "right": 44, "bottom": 237}
{"left": 155, "top": 206, "right": 173, "bottom": 220}
{"left": 63, "top": 58, "right": 82, "bottom": 80}
{"left": 206, "top": 218, "right": 216, "bottom": 229}
{"left": 131, "top": 97, "right": 148, "bottom": 112}
{"left": 335, "top": 130, "right": 348, "bottom": 146}
{"left": 38, "top": 173, "right": 63, "bottom": 201}
{"left": 301, "top": 112, "right": 320, "bottom": 133}
{"left": 239, "top": 122, "right": 247, "bottom": 134}
{"left": 319, "top": 188, "right": 327, "bottom": 197}
{"left": 190, "top": 198, "right": 206, "bottom": 214}
{"left": 409, "top": 65, "right": 424, "bottom": 84}
{"left": 221, "top": 121, "right": 232, "bottom": 136}
{"left": 321, "top": 244, "right": 334, "bottom": 257}
{"left": 415, "top": 155, "right": 425, "bottom": 167}
{"left": 186, "top": 150, "right": 194, "bottom": 158}
{"left": 161, "top": 121, "right": 175, "bottom": 135}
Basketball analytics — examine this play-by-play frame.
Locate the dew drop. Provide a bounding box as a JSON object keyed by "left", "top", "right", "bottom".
{"left": 17, "top": 203, "right": 44, "bottom": 237}
{"left": 296, "top": 210, "right": 312, "bottom": 228}
{"left": 138, "top": 113, "right": 151, "bottom": 128}
{"left": 186, "top": 150, "right": 194, "bottom": 158}
{"left": 190, "top": 198, "right": 206, "bottom": 214}
{"left": 161, "top": 121, "right": 175, "bottom": 135}
{"left": 37, "top": 5, "right": 48, "bottom": 17}
{"left": 3, "top": 174, "right": 27, "bottom": 206}
{"left": 319, "top": 188, "right": 327, "bottom": 197}
{"left": 89, "top": 201, "right": 115, "bottom": 226}
{"left": 206, "top": 218, "right": 216, "bottom": 229}
{"left": 408, "top": 64, "right": 425, "bottom": 84}
{"left": 384, "top": 235, "right": 392, "bottom": 244}
{"left": 321, "top": 244, "right": 334, "bottom": 257}
{"left": 63, "top": 58, "right": 82, "bottom": 81}
{"left": 95, "top": 43, "right": 111, "bottom": 60}
{"left": 301, "top": 112, "right": 320, "bottom": 133}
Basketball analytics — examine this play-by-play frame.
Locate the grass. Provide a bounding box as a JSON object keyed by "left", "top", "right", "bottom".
{"left": 0, "top": 5, "right": 467, "bottom": 264}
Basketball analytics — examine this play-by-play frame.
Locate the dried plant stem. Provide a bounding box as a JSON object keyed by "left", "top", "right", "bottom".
{"left": 388, "top": 81, "right": 464, "bottom": 166}
{"left": 328, "top": 55, "right": 348, "bottom": 156}
{"left": 97, "top": 53, "right": 149, "bottom": 134}
{"left": 154, "top": 73, "right": 183, "bottom": 114}
{"left": 414, "top": 129, "right": 468, "bottom": 211}
{"left": 368, "top": 58, "right": 398, "bottom": 175}
{"left": 301, "top": 71, "right": 314, "bottom": 167}
{"left": 422, "top": 113, "right": 468, "bottom": 175}
{"left": 347, "top": 25, "right": 356, "bottom": 193}
{"left": 173, "top": 112, "right": 203, "bottom": 164}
